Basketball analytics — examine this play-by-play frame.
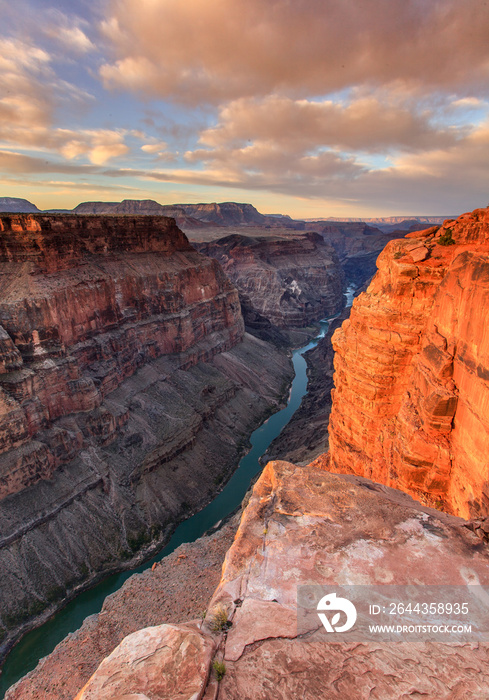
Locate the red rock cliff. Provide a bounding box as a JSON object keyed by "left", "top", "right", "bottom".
{"left": 0, "top": 215, "right": 244, "bottom": 498}
{"left": 326, "top": 206, "right": 489, "bottom": 519}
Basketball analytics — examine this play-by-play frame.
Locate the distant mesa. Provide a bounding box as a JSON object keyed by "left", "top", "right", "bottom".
{"left": 308, "top": 215, "right": 456, "bottom": 233}
{"left": 73, "top": 199, "right": 170, "bottom": 215}
{"left": 0, "top": 196, "right": 457, "bottom": 235}
{"left": 73, "top": 199, "right": 269, "bottom": 227}
{"left": 0, "top": 197, "right": 40, "bottom": 213}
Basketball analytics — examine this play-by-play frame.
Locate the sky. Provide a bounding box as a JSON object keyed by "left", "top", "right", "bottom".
{"left": 0, "top": 0, "right": 488, "bottom": 218}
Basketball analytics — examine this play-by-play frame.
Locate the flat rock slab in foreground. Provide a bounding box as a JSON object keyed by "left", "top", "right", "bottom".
{"left": 210, "top": 461, "right": 489, "bottom": 699}
{"left": 70, "top": 462, "right": 489, "bottom": 699}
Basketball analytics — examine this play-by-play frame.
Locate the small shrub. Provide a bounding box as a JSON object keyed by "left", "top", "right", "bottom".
{"left": 208, "top": 604, "right": 229, "bottom": 631}
{"left": 46, "top": 585, "right": 64, "bottom": 603}
{"left": 150, "top": 523, "right": 162, "bottom": 539}
{"left": 127, "top": 528, "right": 151, "bottom": 552}
{"left": 438, "top": 229, "right": 455, "bottom": 246}
{"left": 393, "top": 251, "right": 403, "bottom": 259}
{"left": 212, "top": 659, "right": 226, "bottom": 682}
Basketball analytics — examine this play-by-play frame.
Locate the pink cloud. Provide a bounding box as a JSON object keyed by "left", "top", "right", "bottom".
{"left": 100, "top": 0, "right": 489, "bottom": 103}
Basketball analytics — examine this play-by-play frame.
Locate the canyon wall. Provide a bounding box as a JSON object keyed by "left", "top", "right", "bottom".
{"left": 0, "top": 214, "right": 292, "bottom": 657}
{"left": 326, "top": 206, "right": 489, "bottom": 519}
{"left": 318, "top": 221, "right": 402, "bottom": 288}
{"left": 196, "top": 232, "right": 344, "bottom": 332}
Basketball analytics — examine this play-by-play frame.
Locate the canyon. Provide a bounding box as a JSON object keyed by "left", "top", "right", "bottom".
{"left": 264, "top": 307, "right": 350, "bottom": 465}
{"left": 0, "top": 213, "right": 297, "bottom": 662}
{"left": 3, "top": 204, "right": 489, "bottom": 699}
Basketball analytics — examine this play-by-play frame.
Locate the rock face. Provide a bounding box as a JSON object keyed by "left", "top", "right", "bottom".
{"left": 319, "top": 221, "right": 401, "bottom": 288}
{"left": 196, "top": 232, "right": 344, "bottom": 331}
{"left": 70, "top": 461, "right": 489, "bottom": 699}
{"left": 74, "top": 623, "right": 215, "bottom": 700}
{"left": 0, "top": 214, "right": 292, "bottom": 658}
{"left": 327, "top": 206, "right": 489, "bottom": 519}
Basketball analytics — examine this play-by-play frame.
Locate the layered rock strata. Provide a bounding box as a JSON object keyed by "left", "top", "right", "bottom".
{"left": 196, "top": 232, "right": 344, "bottom": 332}
{"left": 0, "top": 214, "right": 291, "bottom": 658}
{"left": 327, "top": 206, "right": 489, "bottom": 519}
{"left": 71, "top": 461, "right": 489, "bottom": 699}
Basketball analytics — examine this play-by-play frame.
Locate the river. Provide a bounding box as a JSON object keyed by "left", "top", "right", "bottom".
{"left": 0, "top": 285, "right": 355, "bottom": 697}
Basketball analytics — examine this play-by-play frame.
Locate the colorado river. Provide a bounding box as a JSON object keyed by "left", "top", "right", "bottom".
{"left": 0, "top": 286, "right": 355, "bottom": 697}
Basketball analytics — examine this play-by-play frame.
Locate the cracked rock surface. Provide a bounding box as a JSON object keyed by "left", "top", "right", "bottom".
{"left": 68, "top": 461, "right": 489, "bottom": 699}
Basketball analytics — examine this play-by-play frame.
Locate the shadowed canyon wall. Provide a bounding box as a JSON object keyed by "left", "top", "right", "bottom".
{"left": 0, "top": 214, "right": 292, "bottom": 656}
{"left": 318, "top": 221, "right": 403, "bottom": 288}
{"left": 326, "top": 207, "right": 489, "bottom": 519}
{"left": 196, "top": 232, "right": 344, "bottom": 334}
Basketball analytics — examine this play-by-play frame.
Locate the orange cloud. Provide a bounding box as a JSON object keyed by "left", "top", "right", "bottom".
{"left": 197, "top": 95, "right": 461, "bottom": 154}
{"left": 100, "top": 0, "right": 489, "bottom": 103}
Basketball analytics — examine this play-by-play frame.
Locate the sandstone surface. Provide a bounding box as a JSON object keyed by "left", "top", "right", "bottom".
{"left": 0, "top": 214, "right": 292, "bottom": 658}
{"left": 69, "top": 461, "right": 489, "bottom": 699}
{"left": 75, "top": 622, "right": 215, "bottom": 700}
{"left": 327, "top": 206, "right": 489, "bottom": 519}
{"left": 196, "top": 232, "right": 344, "bottom": 331}
{"left": 203, "top": 460, "right": 489, "bottom": 699}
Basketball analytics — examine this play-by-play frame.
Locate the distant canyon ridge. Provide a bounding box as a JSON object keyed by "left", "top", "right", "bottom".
{"left": 0, "top": 196, "right": 452, "bottom": 231}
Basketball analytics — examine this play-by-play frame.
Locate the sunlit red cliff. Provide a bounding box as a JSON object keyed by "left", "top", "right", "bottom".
{"left": 323, "top": 207, "right": 489, "bottom": 519}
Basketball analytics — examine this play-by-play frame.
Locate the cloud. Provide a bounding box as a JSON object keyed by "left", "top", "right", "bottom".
{"left": 100, "top": 0, "right": 489, "bottom": 103}
{"left": 0, "top": 39, "right": 54, "bottom": 127}
{"left": 43, "top": 10, "right": 96, "bottom": 53}
{"left": 141, "top": 141, "right": 168, "bottom": 154}
{"left": 59, "top": 130, "right": 129, "bottom": 164}
{"left": 0, "top": 150, "right": 99, "bottom": 175}
{"left": 196, "top": 95, "right": 462, "bottom": 155}
{"left": 100, "top": 118, "right": 489, "bottom": 214}
{"left": 0, "top": 38, "right": 128, "bottom": 165}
